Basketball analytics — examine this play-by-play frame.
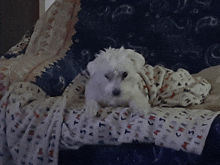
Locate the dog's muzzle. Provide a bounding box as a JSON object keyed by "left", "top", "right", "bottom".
{"left": 112, "top": 89, "right": 121, "bottom": 96}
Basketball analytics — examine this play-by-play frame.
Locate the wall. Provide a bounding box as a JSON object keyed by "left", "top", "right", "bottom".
{"left": 1, "top": 0, "right": 39, "bottom": 55}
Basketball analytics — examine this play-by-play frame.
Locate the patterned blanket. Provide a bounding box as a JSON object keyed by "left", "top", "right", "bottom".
{"left": 0, "top": 67, "right": 219, "bottom": 165}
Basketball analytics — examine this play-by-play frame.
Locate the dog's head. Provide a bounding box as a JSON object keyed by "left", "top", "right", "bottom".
{"left": 87, "top": 47, "right": 145, "bottom": 76}
{"left": 86, "top": 47, "right": 145, "bottom": 106}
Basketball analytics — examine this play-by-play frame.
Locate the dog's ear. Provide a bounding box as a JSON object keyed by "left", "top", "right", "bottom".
{"left": 127, "top": 50, "right": 145, "bottom": 72}
{"left": 87, "top": 61, "right": 97, "bottom": 76}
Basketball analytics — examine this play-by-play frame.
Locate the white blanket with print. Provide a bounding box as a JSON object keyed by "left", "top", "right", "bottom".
{"left": 0, "top": 66, "right": 220, "bottom": 165}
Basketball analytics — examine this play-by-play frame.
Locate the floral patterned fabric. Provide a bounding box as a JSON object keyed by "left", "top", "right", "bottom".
{"left": 69, "top": 0, "right": 220, "bottom": 74}
{"left": 2, "top": 28, "right": 34, "bottom": 59}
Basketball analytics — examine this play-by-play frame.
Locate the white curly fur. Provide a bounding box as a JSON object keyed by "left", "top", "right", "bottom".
{"left": 85, "top": 47, "right": 150, "bottom": 116}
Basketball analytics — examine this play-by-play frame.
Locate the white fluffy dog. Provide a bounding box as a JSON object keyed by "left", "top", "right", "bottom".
{"left": 85, "top": 47, "right": 150, "bottom": 116}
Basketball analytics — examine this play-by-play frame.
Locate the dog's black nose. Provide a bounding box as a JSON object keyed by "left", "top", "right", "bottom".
{"left": 112, "top": 89, "right": 121, "bottom": 96}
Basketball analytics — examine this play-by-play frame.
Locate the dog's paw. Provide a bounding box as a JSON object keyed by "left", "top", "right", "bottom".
{"left": 129, "top": 99, "right": 150, "bottom": 114}
{"left": 85, "top": 99, "right": 100, "bottom": 117}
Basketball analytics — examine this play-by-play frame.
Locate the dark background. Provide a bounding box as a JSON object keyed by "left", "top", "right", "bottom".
{"left": 0, "top": 0, "right": 39, "bottom": 55}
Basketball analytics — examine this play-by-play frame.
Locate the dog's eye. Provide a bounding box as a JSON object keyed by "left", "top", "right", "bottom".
{"left": 105, "top": 74, "right": 109, "bottom": 80}
{"left": 122, "top": 72, "right": 128, "bottom": 79}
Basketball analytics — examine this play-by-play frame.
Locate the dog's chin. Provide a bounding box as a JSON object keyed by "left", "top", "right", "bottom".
{"left": 100, "top": 96, "right": 129, "bottom": 108}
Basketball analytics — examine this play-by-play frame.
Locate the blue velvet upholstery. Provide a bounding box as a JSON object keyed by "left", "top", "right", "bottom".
{"left": 35, "top": 0, "right": 220, "bottom": 97}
